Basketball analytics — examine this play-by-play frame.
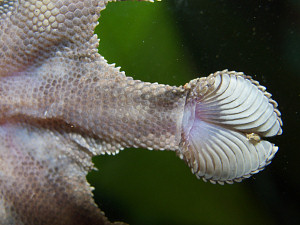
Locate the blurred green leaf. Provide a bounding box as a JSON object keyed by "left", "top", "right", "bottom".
{"left": 88, "top": 2, "right": 277, "bottom": 225}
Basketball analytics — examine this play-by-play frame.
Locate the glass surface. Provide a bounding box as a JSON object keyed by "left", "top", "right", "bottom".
{"left": 87, "top": 1, "right": 300, "bottom": 225}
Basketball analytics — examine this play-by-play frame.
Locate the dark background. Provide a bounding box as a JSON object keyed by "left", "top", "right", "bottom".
{"left": 87, "top": 1, "right": 300, "bottom": 224}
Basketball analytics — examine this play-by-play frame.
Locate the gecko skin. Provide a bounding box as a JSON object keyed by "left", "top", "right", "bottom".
{"left": 0, "top": 0, "right": 282, "bottom": 224}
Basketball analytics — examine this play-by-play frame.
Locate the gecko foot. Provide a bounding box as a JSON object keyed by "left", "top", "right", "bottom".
{"left": 178, "top": 70, "right": 282, "bottom": 184}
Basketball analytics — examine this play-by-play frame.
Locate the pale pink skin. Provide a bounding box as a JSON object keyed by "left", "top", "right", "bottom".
{"left": 0, "top": 0, "right": 282, "bottom": 224}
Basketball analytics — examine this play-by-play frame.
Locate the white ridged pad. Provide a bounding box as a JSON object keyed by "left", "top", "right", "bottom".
{"left": 179, "top": 70, "right": 282, "bottom": 184}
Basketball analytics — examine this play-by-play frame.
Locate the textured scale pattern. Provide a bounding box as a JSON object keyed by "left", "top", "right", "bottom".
{"left": 180, "top": 71, "right": 282, "bottom": 184}
{"left": 0, "top": 0, "right": 282, "bottom": 224}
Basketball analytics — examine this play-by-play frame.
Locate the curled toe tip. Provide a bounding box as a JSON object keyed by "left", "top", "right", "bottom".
{"left": 178, "top": 70, "right": 282, "bottom": 184}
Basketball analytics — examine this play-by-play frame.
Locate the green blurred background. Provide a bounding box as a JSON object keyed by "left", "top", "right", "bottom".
{"left": 87, "top": 1, "right": 300, "bottom": 225}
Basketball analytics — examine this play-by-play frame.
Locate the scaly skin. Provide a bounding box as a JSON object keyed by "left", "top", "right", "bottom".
{"left": 0, "top": 0, "right": 282, "bottom": 224}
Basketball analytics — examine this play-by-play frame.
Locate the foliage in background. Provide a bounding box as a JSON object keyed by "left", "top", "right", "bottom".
{"left": 88, "top": 1, "right": 300, "bottom": 225}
